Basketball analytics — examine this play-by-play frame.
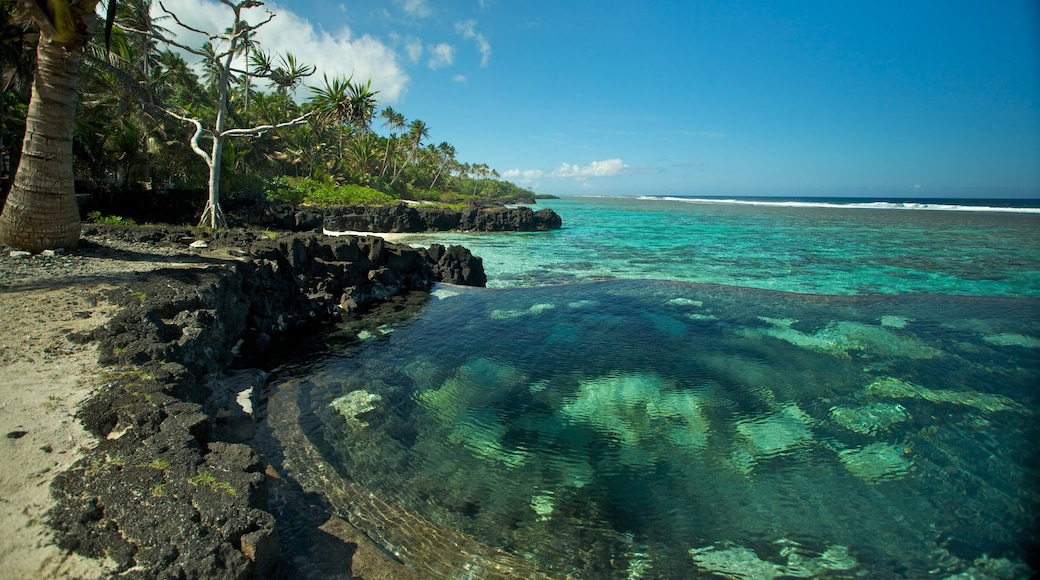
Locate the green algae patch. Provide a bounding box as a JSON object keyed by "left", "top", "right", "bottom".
{"left": 866, "top": 377, "right": 1019, "bottom": 413}
{"left": 829, "top": 402, "right": 909, "bottom": 435}
{"left": 838, "top": 442, "right": 912, "bottom": 483}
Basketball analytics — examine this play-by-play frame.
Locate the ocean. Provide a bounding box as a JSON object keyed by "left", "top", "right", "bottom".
{"left": 264, "top": 196, "right": 1040, "bottom": 578}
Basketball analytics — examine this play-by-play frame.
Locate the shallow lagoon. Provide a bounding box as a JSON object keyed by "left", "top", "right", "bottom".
{"left": 269, "top": 279, "right": 1039, "bottom": 578}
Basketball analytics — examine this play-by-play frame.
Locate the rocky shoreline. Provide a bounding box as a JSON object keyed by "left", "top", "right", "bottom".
{"left": 229, "top": 200, "right": 563, "bottom": 234}
{"left": 1, "top": 225, "right": 490, "bottom": 578}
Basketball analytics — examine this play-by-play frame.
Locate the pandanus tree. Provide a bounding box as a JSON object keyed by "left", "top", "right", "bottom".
{"left": 0, "top": 0, "right": 120, "bottom": 251}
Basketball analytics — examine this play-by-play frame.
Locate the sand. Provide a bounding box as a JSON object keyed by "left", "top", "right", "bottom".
{"left": 0, "top": 283, "right": 117, "bottom": 578}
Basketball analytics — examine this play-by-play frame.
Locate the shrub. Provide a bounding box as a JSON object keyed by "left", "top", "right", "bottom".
{"left": 263, "top": 176, "right": 396, "bottom": 206}
{"left": 86, "top": 211, "right": 137, "bottom": 225}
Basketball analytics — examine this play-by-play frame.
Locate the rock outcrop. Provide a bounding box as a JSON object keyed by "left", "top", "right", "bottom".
{"left": 229, "top": 201, "right": 563, "bottom": 234}
{"left": 47, "top": 227, "right": 487, "bottom": 578}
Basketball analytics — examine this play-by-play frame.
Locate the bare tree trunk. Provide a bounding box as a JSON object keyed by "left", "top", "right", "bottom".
{"left": 198, "top": 50, "right": 233, "bottom": 229}
{"left": 0, "top": 36, "right": 82, "bottom": 252}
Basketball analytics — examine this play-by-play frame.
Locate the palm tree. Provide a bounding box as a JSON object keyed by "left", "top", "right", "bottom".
{"left": 378, "top": 105, "right": 404, "bottom": 178}
{"left": 429, "top": 141, "right": 456, "bottom": 191}
{"left": 309, "top": 75, "right": 378, "bottom": 174}
{"left": 391, "top": 118, "right": 428, "bottom": 185}
{"left": 0, "top": 0, "right": 119, "bottom": 252}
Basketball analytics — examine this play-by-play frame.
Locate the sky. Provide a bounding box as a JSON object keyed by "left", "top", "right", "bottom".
{"left": 155, "top": 0, "right": 1040, "bottom": 198}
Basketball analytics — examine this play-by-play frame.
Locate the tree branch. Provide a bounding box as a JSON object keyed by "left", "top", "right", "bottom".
{"left": 221, "top": 112, "right": 312, "bottom": 139}
{"left": 165, "top": 109, "right": 213, "bottom": 166}
{"left": 158, "top": 1, "right": 220, "bottom": 40}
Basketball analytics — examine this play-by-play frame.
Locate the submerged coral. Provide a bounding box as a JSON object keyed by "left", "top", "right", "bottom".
{"left": 489, "top": 302, "right": 556, "bottom": 319}
{"left": 690, "top": 541, "right": 856, "bottom": 578}
{"left": 418, "top": 358, "right": 530, "bottom": 464}
{"left": 447, "top": 415, "right": 528, "bottom": 467}
{"left": 560, "top": 372, "right": 710, "bottom": 461}
{"left": 880, "top": 315, "right": 910, "bottom": 329}
{"left": 418, "top": 357, "right": 528, "bottom": 424}
{"left": 983, "top": 333, "right": 1040, "bottom": 349}
{"left": 746, "top": 318, "right": 944, "bottom": 360}
{"left": 330, "top": 390, "right": 382, "bottom": 428}
{"left": 735, "top": 404, "right": 814, "bottom": 457}
{"left": 829, "top": 402, "right": 909, "bottom": 435}
{"left": 865, "top": 377, "right": 1019, "bottom": 413}
{"left": 838, "top": 442, "right": 912, "bottom": 483}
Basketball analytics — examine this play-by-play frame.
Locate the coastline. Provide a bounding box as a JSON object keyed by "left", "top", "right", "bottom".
{"left": 0, "top": 226, "right": 488, "bottom": 578}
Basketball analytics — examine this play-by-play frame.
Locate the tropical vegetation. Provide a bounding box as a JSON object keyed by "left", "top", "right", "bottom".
{"left": 0, "top": 0, "right": 533, "bottom": 249}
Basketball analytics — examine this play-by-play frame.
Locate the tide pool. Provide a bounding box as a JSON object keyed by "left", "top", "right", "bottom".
{"left": 265, "top": 197, "right": 1040, "bottom": 578}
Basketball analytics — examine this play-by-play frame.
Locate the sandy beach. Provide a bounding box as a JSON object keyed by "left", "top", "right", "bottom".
{"left": 0, "top": 239, "right": 196, "bottom": 578}
{"left": 0, "top": 283, "right": 116, "bottom": 578}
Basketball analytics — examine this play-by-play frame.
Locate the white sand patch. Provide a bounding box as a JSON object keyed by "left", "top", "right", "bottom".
{"left": 322, "top": 229, "right": 410, "bottom": 242}
{"left": 0, "top": 286, "right": 119, "bottom": 578}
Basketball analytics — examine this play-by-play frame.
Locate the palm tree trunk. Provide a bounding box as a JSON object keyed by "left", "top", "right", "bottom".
{"left": 0, "top": 36, "right": 82, "bottom": 252}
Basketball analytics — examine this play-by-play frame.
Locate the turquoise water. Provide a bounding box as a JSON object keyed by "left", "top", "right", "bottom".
{"left": 273, "top": 198, "right": 1040, "bottom": 578}
{"left": 389, "top": 197, "right": 1040, "bottom": 296}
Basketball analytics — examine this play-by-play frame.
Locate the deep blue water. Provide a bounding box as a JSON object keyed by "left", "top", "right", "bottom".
{"left": 274, "top": 197, "right": 1040, "bottom": 578}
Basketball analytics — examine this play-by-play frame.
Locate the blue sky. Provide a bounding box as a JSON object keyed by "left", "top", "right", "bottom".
{"left": 163, "top": 0, "right": 1040, "bottom": 198}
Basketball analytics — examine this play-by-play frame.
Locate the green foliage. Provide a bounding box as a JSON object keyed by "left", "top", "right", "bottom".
{"left": 264, "top": 176, "right": 395, "bottom": 206}
{"left": 86, "top": 211, "right": 138, "bottom": 225}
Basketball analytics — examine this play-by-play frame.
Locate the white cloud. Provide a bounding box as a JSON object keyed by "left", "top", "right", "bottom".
{"left": 503, "top": 159, "right": 630, "bottom": 181}
{"left": 404, "top": 37, "right": 423, "bottom": 63}
{"left": 154, "top": 0, "right": 409, "bottom": 102}
{"left": 397, "top": 0, "right": 432, "bottom": 18}
{"left": 455, "top": 19, "right": 491, "bottom": 67}
{"left": 453, "top": 74, "right": 467, "bottom": 83}
{"left": 427, "top": 43, "right": 455, "bottom": 69}
{"left": 555, "top": 158, "right": 630, "bottom": 177}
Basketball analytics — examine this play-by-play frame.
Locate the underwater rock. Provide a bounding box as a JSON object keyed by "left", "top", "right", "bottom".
{"left": 829, "top": 402, "right": 909, "bottom": 435}
{"left": 690, "top": 541, "right": 856, "bottom": 579}
{"left": 419, "top": 357, "right": 527, "bottom": 425}
{"left": 530, "top": 491, "right": 555, "bottom": 521}
{"left": 667, "top": 298, "right": 704, "bottom": 307}
{"left": 560, "top": 372, "right": 710, "bottom": 460}
{"left": 447, "top": 416, "right": 528, "bottom": 467}
{"left": 734, "top": 404, "right": 814, "bottom": 459}
{"left": 747, "top": 318, "right": 943, "bottom": 360}
{"left": 330, "top": 390, "right": 382, "bottom": 428}
{"left": 983, "top": 333, "right": 1040, "bottom": 349}
{"left": 490, "top": 302, "right": 556, "bottom": 319}
{"left": 643, "top": 312, "right": 688, "bottom": 338}
{"left": 418, "top": 358, "right": 530, "bottom": 465}
{"left": 865, "top": 377, "right": 1018, "bottom": 413}
{"left": 402, "top": 356, "right": 445, "bottom": 390}
{"left": 880, "top": 315, "right": 910, "bottom": 329}
{"left": 838, "top": 441, "right": 912, "bottom": 483}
